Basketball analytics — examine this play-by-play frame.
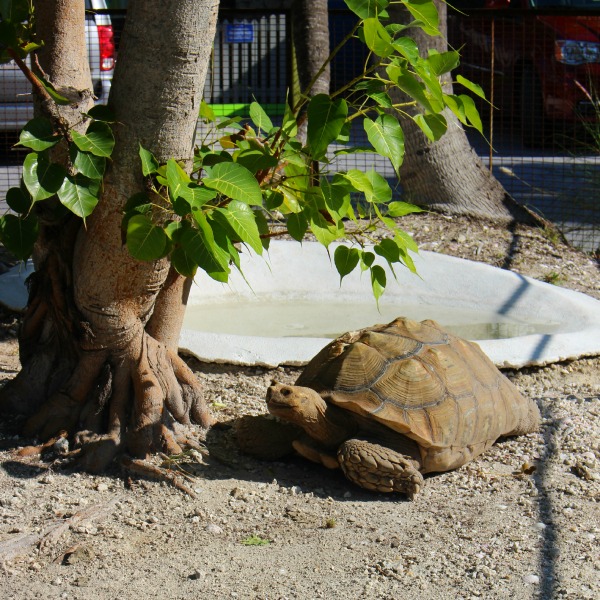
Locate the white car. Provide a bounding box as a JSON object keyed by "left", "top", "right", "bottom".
{"left": 0, "top": 0, "right": 115, "bottom": 132}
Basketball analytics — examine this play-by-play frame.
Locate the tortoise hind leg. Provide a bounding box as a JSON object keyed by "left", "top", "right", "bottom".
{"left": 338, "top": 439, "right": 424, "bottom": 499}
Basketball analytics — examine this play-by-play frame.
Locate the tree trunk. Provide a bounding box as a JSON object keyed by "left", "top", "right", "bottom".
{"left": 388, "top": 0, "right": 537, "bottom": 224}
{"left": 291, "top": 0, "right": 330, "bottom": 142}
{"left": 0, "top": 0, "right": 219, "bottom": 472}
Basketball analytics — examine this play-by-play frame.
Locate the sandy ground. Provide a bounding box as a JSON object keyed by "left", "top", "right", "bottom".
{"left": 0, "top": 212, "right": 599, "bottom": 599}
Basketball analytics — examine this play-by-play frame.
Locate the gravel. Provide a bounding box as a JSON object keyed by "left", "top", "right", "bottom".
{"left": 0, "top": 212, "right": 599, "bottom": 599}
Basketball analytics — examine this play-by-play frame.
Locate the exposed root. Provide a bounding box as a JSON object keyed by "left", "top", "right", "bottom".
{"left": 2, "top": 327, "right": 213, "bottom": 474}
{"left": 122, "top": 456, "right": 198, "bottom": 498}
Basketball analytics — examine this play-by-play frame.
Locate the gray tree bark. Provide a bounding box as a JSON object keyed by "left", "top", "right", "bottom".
{"left": 1, "top": 0, "right": 220, "bottom": 472}
{"left": 291, "top": 0, "right": 330, "bottom": 142}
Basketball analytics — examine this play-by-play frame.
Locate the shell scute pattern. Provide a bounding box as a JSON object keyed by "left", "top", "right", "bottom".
{"left": 298, "top": 317, "right": 531, "bottom": 450}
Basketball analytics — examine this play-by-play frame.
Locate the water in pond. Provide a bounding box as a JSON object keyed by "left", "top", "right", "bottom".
{"left": 183, "top": 300, "right": 561, "bottom": 340}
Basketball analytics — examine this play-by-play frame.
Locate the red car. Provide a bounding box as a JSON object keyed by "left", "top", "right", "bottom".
{"left": 448, "top": 0, "right": 600, "bottom": 146}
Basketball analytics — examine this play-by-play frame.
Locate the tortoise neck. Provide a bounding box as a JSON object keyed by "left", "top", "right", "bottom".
{"left": 307, "top": 395, "right": 358, "bottom": 448}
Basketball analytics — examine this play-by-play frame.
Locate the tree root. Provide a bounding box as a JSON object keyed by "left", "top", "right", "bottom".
{"left": 1, "top": 329, "right": 213, "bottom": 474}
{"left": 122, "top": 456, "right": 198, "bottom": 498}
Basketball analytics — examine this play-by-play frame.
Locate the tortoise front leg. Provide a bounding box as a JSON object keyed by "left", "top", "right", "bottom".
{"left": 338, "top": 439, "right": 424, "bottom": 499}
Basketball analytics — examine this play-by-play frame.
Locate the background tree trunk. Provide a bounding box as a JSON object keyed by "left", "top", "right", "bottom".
{"left": 291, "top": 0, "right": 331, "bottom": 142}
{"left": 387, "top": 0, "right": 538, "bottom": 224}
{"left": 0, "top": 0, "right": 220, "bottom": 472}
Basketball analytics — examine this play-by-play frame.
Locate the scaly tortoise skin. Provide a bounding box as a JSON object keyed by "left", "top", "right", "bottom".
{"left": 236, "top": 317, "right": 541, "bottom": 498}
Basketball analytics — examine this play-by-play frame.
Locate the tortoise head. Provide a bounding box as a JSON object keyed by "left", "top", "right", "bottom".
{"left": 266, "top": 381, "right": 356, "bottom": 446}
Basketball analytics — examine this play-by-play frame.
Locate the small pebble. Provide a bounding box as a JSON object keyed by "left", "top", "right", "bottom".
{"left": 523, "top": 574, "right": 539, "bottom": 585}
{"left": 205, "top": 523, "right": 223, "bottom": 535}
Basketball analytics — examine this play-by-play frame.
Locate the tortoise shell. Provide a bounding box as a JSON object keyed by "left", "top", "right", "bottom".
{"left": 296, "top": 317, "right": 535, "bottom": 463}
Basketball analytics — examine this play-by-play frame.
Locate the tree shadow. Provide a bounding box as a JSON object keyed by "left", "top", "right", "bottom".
{"left": 532, "top": 400, "right": 562, "bottom": 598}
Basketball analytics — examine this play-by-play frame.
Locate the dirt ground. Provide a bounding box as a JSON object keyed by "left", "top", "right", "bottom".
{"left": 0, "top": 212, "right": 599, "bottom": 600}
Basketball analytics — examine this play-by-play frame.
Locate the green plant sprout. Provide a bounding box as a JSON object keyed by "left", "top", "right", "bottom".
{"left": 241, "top": 534, "right": 271, "bottom": 546}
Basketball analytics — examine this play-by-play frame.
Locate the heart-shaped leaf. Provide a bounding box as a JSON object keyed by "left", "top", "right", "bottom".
{"left": 126, "top": 214, "right": 168, "bottom": 262}
{"left": 18, "top": 118, "right": 62, "bottom": 151}
{"left": 22, "top": 152, "right": 65, "bottom": 202}
{"left": 0, "top": 212, "right": 38, "bottom": 260}
{"left": 307, "top": 94, "right": 348, "bottom": 160}
{"left": 215, "top": 200, "right": 263, "bottom": 255}
{"left": 363, "top": 115, "right": 405, "bottom": 172}
{"left": 203, "top": 162, "right": 262, "bottom": 205}
{"left": 334, "top": 245, "right": 360, "bottom": 283}
{"left": 71, "top": 121, "right": 115, "bottom": 157}
{"left": 57, "top": 174, "right": 100, "bottom": 219}
{"left": 70, "top": 145, "right": 106, "bottom": 179}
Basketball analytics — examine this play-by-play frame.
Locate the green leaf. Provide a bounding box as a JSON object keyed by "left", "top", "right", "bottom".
{"left": 374, "top": 238, "right": 402, "bottom": 264}
{"left": 363, "top": 115, "right": 405, "bottom": 172}
{"left": 34, "top": 74, "right": 71, "bottom": 105}
{"left": 360, "top": 250, "right": 375, "bottom": 270}
{"left": 456, "top": 75, "right": 486, "bottom": 99}
{"left": 86, "top": 105, "right": 116, "bottom": 122}
{"left": 199, "top": 99, "right": 216, "bottom": 122}
{"left": 254, "top": 209, "right": 271, "bottom": 251}
{"left": 235, "top": 149, "right": 278, "bottom": 173}
{"left": 211, "top": 218, "right": 241, "bottom": 272}
{"left": 363, "top": 18, "right": 394, "bottom": 57}
{"left": 71, "top": 121, "right": 115, "bottom": 157}
{"left": 126, "top": 214, "right": 168, "bottom": 261}
{"left": 392, "top": 37, "right": 420, "bottom": 64}
{"left": 427, "top": 50, "right": 460, "bottom": 76}
{"left": 180, "top": 184, "right": 217, "bottom": 213}
{"left": 306, "top": 94, "right": 348, "bottom": 160}
{"left": 70, "top": 145, "right": 106, "bottom": 179}
{"left": 309, "top": 209, "right": 343, "bottom": 248}
{"left": 166, "top": 159, "right": 191, "bottom": 203}
{"left": 139, "top": 145, "right": 159, "bottom": 176}
{"left": 18, "top": 118, "right": 62, "bottom": 151}
{"left": 0, "top": 21, "right": 19, "bottom": 54}
{"left": 181, "top": 214, "right": 230, "bottom": 281}
{"left": 57, "top": 174, "right": 100, "bottom": 219}
{"left": 386, "top": 201, "right": 423, "bottom": 217}
{"left": 443, "top": 94, "right": 465, "bottom": 123}
{"left": 204, "top": 162, "right": 262, "bottom": 205}
{"left": 124, "top": 192, "right": 152, "bottom": 214}
{"left": 5, "top": 186, "right": 32, "bottom": 214}
{"left": 370, "top": 264, "right": 386, "bottom": 302}
{"left": 392, "top": 72, "right": 433, "bottom": 113}
{"left": 321, "top": 177, "right": 351, "bottom": 223}
{"left": 402, "top": 0, "right": 439, "bottom": 36}
{"left": 367, "top": 91, "right": 392, "bottom": 108}
{"left": 345, "top": 0, "right": 389, "bottom": 19}
{"left": 395, "top": 228, "right": 419, "bottom": 254}
{"left": 343, "top": 169, "right": 391, "bottom": 204}
{"left": 171, "top": 245, "right": 198, "bottom": 278}
{"left": 0, "top": 213, "right": 37, "bottom": 260}
{"left": 0, "top": 0, "right": 31, "bottom": 23}
{"left": 459, "top": 94, "right": 483, "bottom": 133}
{"left": 249, "top": 101, "right": 274, "bottom": 133}
{"left": 216, "top": 200, "right": 263, "bottom": 255}
{"left": 334, "top": 245, "right": 360, "bottom": 283}
{"left": 22, "top": 152, "right": 65, "bottom": 202}
{"left": 281, "top": 103, "right": 298, "bottom": 138}
{"left": 286, "top": 212, "right": 308, "bottom": 241}
{"left": 413, "top": 113, "right": 447, "bottom": 142}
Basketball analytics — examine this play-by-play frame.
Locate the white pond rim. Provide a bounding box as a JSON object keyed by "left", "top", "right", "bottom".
{"left": 2, "top": 240, "right": 600, "bottom": 369}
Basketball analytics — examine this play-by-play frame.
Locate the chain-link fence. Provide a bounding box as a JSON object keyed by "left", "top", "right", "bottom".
{"left": 1, "top": 5, "right": 598, "bottom": 254}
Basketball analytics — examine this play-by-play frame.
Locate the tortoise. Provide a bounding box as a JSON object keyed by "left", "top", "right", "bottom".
{"left": 236, "top": 317, "right": 541, "bottom": 498}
